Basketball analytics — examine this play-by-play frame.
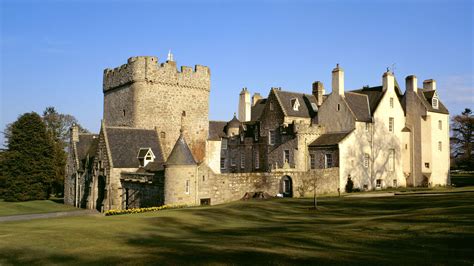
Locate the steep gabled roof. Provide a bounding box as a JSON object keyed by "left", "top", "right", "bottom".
{"left": 344, "top": 92, "right": 372, "bottom": 122}
{"left": 309, "top": 131, "right": 352, "bottom": 147}
{"left": 167, "top": 133, "right": 196, "bottom": 165}
{"left": 208, "top": 121, "right": 227, "bottom": 140}
{"left": 251, "top": 98, "right": 267, "bottom": 121}
{"left": 421, "top": 90, "right": 449, "bottom": 114}
{"left": 273, "top": 89, "right": 317, "bottom": 118}
{"left": 105, "top": 127, "right": 164, "bottom": 168}
{"left": 76, "top": 134, "right": 99, "bottom": 169}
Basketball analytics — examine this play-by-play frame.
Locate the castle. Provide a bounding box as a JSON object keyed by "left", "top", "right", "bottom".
{"left": 65, "top": 53, "right": 450, "bottom": 211}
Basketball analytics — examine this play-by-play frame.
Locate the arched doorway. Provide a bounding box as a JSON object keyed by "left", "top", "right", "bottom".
{"left": 281, "top": 175, "right": 293, "bottom": 197}
{"left": 96, "top": 175, "right": 106, "bottom": 212}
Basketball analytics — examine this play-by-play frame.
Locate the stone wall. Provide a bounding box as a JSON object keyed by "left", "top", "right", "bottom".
{"left": 121, "top": 172, "right": 164, "bottom": 209}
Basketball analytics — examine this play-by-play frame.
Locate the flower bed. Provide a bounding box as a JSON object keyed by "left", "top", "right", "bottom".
{"left": 104, "top": 204, "right": 187, "bottom": 216}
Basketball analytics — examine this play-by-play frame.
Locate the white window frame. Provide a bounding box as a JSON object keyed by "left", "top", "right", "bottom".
{"left": 364, "top": 153, "right": 370, "bottom": 168}
{"left": 291, "top": 98, "right": 300, "bottom": 111}
{"left": 254, "top": 149, "right": 260, "bottom": 169}
{"left": 432, "top": 97, "right": 439, "bottom": 109}
{"left": 376, "top": 179, "right": 382, "bottom": 189}
{"left": 310, "top": 153, "right": 316, "bottom": 169}
{"left": 269, "top": 130, "right": 276, "bottom": 145}
{"left": 325, "top": 153, "right": 333, "bottom": 168}
{"left": 389, "top": 117, "right": 394, "bottom": 133}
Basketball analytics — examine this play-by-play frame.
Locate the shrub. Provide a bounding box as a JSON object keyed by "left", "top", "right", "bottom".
{"left": 345, "top": 177, "right": 354, "bottom": 193}
{"left": 104, "top": 204, "right": 187, "bottom": 216}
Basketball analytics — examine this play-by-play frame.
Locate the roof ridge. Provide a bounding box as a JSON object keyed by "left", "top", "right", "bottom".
{"left": 105, "top": 126, "right": 156, "bottom": 131}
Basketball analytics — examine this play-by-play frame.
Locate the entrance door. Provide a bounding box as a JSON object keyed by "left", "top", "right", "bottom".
{"left": 96, "top": 176, "right": 105, "bottom": 212}
{"left": 281, "top": 176, "right": 293, "bottom": 197}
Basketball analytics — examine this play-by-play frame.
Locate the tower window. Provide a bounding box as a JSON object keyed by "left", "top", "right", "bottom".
{"left": 254, "top": 149, "right": 260, "bottom": 169}
{"left": 390, "top": 97, "right": 394, "bottom": 108}
{"left": 438, "top": 120, "right": 442, "bottom": 130}
{"left": 364, "top": 153, "right": 370, "bottom": 168}
{"left": 337, "top": 104, "right": 341, "bottom": 111}
{"left": 185, "top": 180, "right": 190, "bottom": 194}
{"left": 160, "top": 132, "right": 166, "bottom": 139}
{"left": 438, "top": 141, "right": 442, "bottom": 151}
{"left": 123, "top": 109, "right": 126, "bottom": 117}
{"left": 284, "top": 150, "right": 290, "bottom": 164}
{"left": 240, "top": 152, "right": 245, "bottom": 169}
{"left": 325, "top": 153, "right": 333, "bottom": 168}
{"left": 269, "top": 130, "right": 276, "bottom": 145}
{"left": 389, "top": 117, "right": 394, "bottom": 132}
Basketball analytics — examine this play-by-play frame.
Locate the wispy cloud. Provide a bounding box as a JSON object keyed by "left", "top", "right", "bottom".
{"left": 438, "top": 74, "right": 474, "bottom": 107}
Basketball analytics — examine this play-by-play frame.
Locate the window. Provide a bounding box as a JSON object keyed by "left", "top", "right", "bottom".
{"left": 389, "top": 117, "right": 394, "bottom": 132}
{"left": 425, "top": 162, "right": 430, "bottom": 168}
{"left": 202, "top": 175, "right": 206, "bottom": 182}
{"left": 393, "top": 179, "right": 397, "bottom": 187}
{"left": 438, "top": 141, "right": 442, "bottom": 151}
{"left": 325, "top": 153, "right": 333, "bottom": 168}
{"left": 240, "top": 152, "right": 245, "bottom": 169}
{"left": 221, "top": 138, "right": 228, "bottom": 150}
{"left": 365, "top": 123, "right": 369, "bottom": 131}
{"left": 185, "top": 180, "right": 190, "bottom": 194}
{"left": 182, "top": 110, "right": 186, "bottom": 116}
{"left": 364, "top": 153, "right": 370, "bottom": 168}
{"left": 123, "top": 109, "right": 126, "bottom": 117}
{"left": 438, "top": 120, "right": 442, "bottom": 130}
{"left": 220, "top": 158, "right": 226, "bottom": 169}
{"left": 269, "top": 130, "right": 276, "bottom": 145}
{"left": 200, "top": 198, "right": 211, "bottom": 205}
{"left": 160, "top": 132, "right": 166, "bottom": 139}
{"left": 376, "top": 179, "right": 382, "bottom": 189}
{"left": 432, "top": 97, "right": 439, "bottom": 109}
{"left": 231, "top": 156, "right": 236, "bottom": 166}
{"left": 390, "top": 97, "right": 394, "bottom": 108}
{"left": 405, "top": 144, "right": 408, "bottom": 150}
{"left": 310, "top": 153, "right": 316, "bottom": 169}
{"left": 254, "top": 149, "right": 260, "bottom": 169}
{"left": 291, "top": 98, "right": 300, "bottom": 111}
{"left": 337, "top": 103, "right": 340, "bottom": 111}
{"left": 388, "top": 149, "right": 395, "bottom": 172}
{"left": 284, "top": 150, "right": 290, "bottom": 163}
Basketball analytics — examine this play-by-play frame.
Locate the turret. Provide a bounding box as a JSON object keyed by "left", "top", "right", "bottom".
{"left": 239, "top": 88, "right": 251, "bottom": 122}
{"left": 332, "top": 64, "right": 344, "bottom": 96}
{"left": 227, "top": 114, "right": 240, "bottom": 137}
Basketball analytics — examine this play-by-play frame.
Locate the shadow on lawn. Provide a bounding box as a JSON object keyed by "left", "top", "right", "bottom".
{"left": 1, "top": 194, "right": 473, "bottom": 265}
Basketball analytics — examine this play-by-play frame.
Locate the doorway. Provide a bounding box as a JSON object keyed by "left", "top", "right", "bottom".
{"left": 281, "top": 175, "right": 293, "bottom": 197}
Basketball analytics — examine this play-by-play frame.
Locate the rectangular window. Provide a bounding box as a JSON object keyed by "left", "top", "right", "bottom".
{"left": 389, "top": 117, "right": 394, "bottom": 133}
{"left": 284, "top": 150, "right": 290, "bottom": 164}
{"left": 393, "top": 179, "right": 397, "bottom": 187}
{"left": 231, "top": 156, "right": 236, "bottom": 166}
{"left": 365, "top": 123, "right": 369, "bottom": 131}
{"left": 269, "top": 130, "right": 276, "bottom": 145}
{"left": 376, "top": 179, "right": 382, "bottom": 188}
{"left": 438, "top": 120, "right": 442, "bottom": 130}
{"left": 185, "top": 180, "right": 190, "bottom": 194}
{"left": 425, "top": 162, "right": 430, "bottom": 168}
{"left": 364, "top": 153, "right": 370, "bottom": 168}
{"left": 240, "top": 152, "right": 245, "bottom": 169}
{"left": 325, "top": 153, "right": 333, "bottom": 168}
{"left": 390, "top": 97, "right": 394, "bottom": 108}
{"left": 388, "top": 149, "right": 395, "bottom": 172}
{"left": 221, "top": 138, "right": 228, "bottom": 150}
{"left": 438, "top": 141, "right": 442, "bottom": 151}
{"left": 310, "top": 153, "right": 316, "bottom": 169}
{"left": 220, "top": 158, "right": 226, "bottom": 169}
{"left": 254, "top": 149, "right": 260, "bottom": 169}
{"left": 432, "top": 97, "right": 439, "bottom": 109}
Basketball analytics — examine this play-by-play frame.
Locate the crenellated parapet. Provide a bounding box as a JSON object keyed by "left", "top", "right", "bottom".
{"left": 103, "top": 56, "right": 210, "bottom": 92}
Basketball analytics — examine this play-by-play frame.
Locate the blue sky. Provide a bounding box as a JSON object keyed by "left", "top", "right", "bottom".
{"left": 1, "top": 0, "right": 473, "bottom": 146}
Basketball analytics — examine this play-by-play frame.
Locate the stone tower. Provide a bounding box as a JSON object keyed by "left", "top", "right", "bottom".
{"left": 102, "top": 55, "right": 211, "bottom": 162}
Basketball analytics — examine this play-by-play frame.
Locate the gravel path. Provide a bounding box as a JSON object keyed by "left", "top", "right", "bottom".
{"left": 0, "top": 209, "right": 100, "bottom": 223}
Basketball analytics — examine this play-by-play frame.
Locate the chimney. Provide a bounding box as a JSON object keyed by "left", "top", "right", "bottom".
{"left": 238, "top": 88, "right": 251, "bottom": 122}
{"left": 312, "top": 81, "right": 325, "bottom": 106}
{"left": 406, "top": 75, "right": 418, "bottom": 93}
{"left": 71, "top": 123, "right": 79, "bottom": 143}
{"left": 252, "top": 93, "right": 262, "bottom": 106}
{"left": 332, "top": 64, "right": 344, "bottom": 96}
{"left": 423, "top": 79, "right": 436, "bottom": 91}
{"left": 382, "top": 70, "right": 394, "bottom": 92}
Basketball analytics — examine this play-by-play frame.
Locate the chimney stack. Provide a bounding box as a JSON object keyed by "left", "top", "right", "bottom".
{"left": 312, "top": 81, "right": 325, "bottom": 106}
{"left": 406, "top": 75, "right": 418, "bottom": 93}
{"left": 382, "top": 70, "right": 394, "bottom": 92}
{"left": 423, "top": 79, "right": 436, "bottom": 91}
{"left": 238, "top": 88, "right": 251, "bottom": 122}
{"left": 332, "top": 64, "right": 344, "bottom": 96}
{"left": 252, "top": 93, "right": 262, "bottom": 106}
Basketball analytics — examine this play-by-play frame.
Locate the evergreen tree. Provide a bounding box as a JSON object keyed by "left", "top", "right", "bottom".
{"left": 2, "top": 112, "right": 55, "bottom": 201}
{"left": 451, "top": 108, "right": 474, "bottom": 170}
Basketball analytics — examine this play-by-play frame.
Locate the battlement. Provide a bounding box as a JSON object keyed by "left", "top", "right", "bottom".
{"left": 103, "top": 56, "right": 210, "bottom": 92}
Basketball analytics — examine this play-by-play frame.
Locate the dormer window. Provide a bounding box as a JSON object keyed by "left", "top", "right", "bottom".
{"left": 291, "top": 98, "right": 300, "bottom": 111}
{"left": 137, "top": 148, "right": 155, "bottom": 167}
{"left": 432, "top": 96, "right": 439, "bottom": 109}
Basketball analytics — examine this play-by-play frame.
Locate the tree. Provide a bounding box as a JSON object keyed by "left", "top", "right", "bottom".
{"left": 42, "top": 107, "right": 89, "bottom": 196}
{"left": 451, "top": 108, "right": 474, "bottom": 170}
{"left": 1, "top": 112, "right": 56, "bottom": 201}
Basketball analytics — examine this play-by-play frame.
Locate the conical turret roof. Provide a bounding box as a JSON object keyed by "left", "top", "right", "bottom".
{"left": 228, "top": 113, "right": 240, "bottom": 128}
{"left": 166, "top": 133, "right": 196, "bottom": 165}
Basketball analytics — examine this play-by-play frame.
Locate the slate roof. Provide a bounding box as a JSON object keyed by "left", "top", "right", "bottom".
{"left": 309, "top": 132, "right": 352, "bottom": 147}
{"left": 273, "top": 89, "right": 318, "bottom": 118}
{"left": 421, "top": 90, "right": 449, "bottom": 114}
{"left": 208, "top": 121, "right": 227, "bottom": 140}
{"left": 228, "top": 115, "right": 241, "bottom": 128}
{"left": 344, "top": 92, "right": 372, "bottom": 122}
{"left": 349, "top": 79, "right": 403, "bottom": 115}
{"left": 166, "top": 134, "right": 196, "bottom": 165}
{"left": 76, "top": 134, "right": 99, "bottom": 169}
{"left": 105, "top": 127, "right": 163, "bottom": 168}
{"left": 251, "top": 98, "right": 267, "bottom": 121}
{"left": 137, "top": 148, "right": 151, "bottom": 158}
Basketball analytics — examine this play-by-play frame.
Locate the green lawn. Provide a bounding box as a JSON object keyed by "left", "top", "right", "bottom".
{"left": 0, "top": 199, "right": 77, "bottom": 217}
{"left": 1, "top": 193, "right": 473, "bottom": 265}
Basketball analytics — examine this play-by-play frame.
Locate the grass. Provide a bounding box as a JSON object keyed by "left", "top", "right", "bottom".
{"left": 0, "top": 199, "right": 77, "bottom": 217}
{"left": 0, "top": 193, "right": 473, "bottom": 265}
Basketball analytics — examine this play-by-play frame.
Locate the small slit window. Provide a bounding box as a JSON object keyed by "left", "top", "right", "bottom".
{"left": 337, "top": 103, "right": 341, "bottom": 111}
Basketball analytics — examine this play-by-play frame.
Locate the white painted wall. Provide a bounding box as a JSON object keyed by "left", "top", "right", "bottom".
{"left": 205, "top": 140, "right": 222, "bottom": 174}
